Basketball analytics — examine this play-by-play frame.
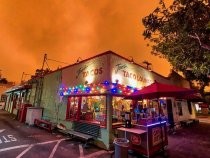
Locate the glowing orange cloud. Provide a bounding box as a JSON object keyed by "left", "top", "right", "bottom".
{"left": 0, "top": 0, "right": 173, "bottom": 84}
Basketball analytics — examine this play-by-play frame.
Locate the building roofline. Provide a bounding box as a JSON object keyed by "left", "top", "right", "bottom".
{"left": 5, "top": 84, "right": 32, "bottom": 93}
{"left": 43, "top": 50, "right": 170, "bottom": 80}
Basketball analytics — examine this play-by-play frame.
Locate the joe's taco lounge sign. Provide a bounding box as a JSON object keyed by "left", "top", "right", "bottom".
{"left": 61, "top": 53, "right": 155, "bottom": 89}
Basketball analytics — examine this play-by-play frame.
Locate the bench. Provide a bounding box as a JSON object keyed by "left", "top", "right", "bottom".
{"left": 180, "top": 119, "right": 194, "bottom": 127}
{"left": 67, "top": 122, "right": 100, "bottom": 148}
{"left": 34, "top": 119, "right": 52, "bottom": 132}
{"left": 189, "top": 119, "right": 199, "bottom": 124}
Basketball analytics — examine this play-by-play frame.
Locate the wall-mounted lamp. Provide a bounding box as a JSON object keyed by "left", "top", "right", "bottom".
{"left": 76, "top": 57, "right": 82, "bottom": 64}
{"left": 128, "top": 56, "right": 134, "bottom": 63}
{"left": 85, "top": 80, "right": 88, "bottom": 85}
{"left": 143, "top": 60, "right": 152, "bottom": 71}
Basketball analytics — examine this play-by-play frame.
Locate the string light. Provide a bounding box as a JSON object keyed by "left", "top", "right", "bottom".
{"left": 59, "top": 80, "right": 141, "bottom": 96}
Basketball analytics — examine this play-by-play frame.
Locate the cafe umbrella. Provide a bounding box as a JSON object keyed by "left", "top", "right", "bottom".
{"left": 129, "top": 80, "right": 197, "bottom": 100}
{"left": 126, "top": 80, "right": 197, "bottom": 156}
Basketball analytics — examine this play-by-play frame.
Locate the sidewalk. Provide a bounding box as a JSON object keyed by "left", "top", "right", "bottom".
{"left": 197, "top": 116, "right": 210, "bottom": 124}
{"left": 99, "top": 122, "right": 210, "bottom": 158}
{"left": 1, "top": 109, "right": 210, "bottom": 158}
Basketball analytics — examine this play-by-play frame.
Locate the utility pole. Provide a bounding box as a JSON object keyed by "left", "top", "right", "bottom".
{"left": 41, "top": 54, "right": 47, "bottom": 71}
{"left": 20, "top": 72, "right": 25, "bottom": 84}
{"left": 34, "top": 53, "right": 47, "bottom": 107}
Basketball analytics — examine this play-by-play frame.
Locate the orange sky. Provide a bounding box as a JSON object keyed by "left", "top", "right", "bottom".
{"left": 0, "top": 0, "right": 173, "bottom": 84}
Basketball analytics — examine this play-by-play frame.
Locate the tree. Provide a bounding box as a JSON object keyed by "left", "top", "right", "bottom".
{"left": 0, "top": 78, "right": 8, "bottom": 84}
{"left": 142, "top": 0, "right": 210, "bottom": 96}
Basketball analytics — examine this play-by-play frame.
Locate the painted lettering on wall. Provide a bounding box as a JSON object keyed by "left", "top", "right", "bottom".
{"left": 122, "top": 70, "right": 152, "bottom": 83}
{"left": 115, "top": 63, "right": 127, "bottom": 73}
{"left": 76, "top": 65, "right": 88, "bottom": 79}
{"left": 0, "top": 135, "right": 17, "bottom": 144}
{"left": 114, "top": 63, "right": 152, "bottom": 84}
{"left": 82, "top": 67, "right": 103, "bottom": 78}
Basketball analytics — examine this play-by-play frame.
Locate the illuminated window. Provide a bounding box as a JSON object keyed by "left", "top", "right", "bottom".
{"left": 112, "top": 97, "right": 132, "bottom": 123}
{"left": 80, "top": 96, "right": 106, "bottom": 126}
{"left": 66, "top": 97, "right": 80, "bottom": 120}
{"left": 66, "top": 96, "right": 107, "bottom": 126}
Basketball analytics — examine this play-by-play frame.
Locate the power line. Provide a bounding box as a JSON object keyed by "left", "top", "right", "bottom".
{"left": 47, "top": 58, "right": 69, "bottom": 64}
{"left": 40, "top": 53, "right": 69, "bottom": 72}
{"left": 45, "top": 60, "right": 50, "bottom": 70}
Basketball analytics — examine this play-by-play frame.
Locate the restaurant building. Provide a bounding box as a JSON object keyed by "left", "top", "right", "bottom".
{"left": 4, "top": 84, "right": 31, "bottom": 118}
{"left": 30, "top": 51, "right": 196, "bottom": 151}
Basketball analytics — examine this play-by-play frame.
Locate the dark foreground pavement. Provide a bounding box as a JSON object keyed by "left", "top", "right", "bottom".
{"left": 110, "top": 121, "right": 210, "bottom": 158}
{"left": 1, "top": 109, "right": 210, "bottom": 158}
{"left": 0, "top": 110, "right": 110, "bottom": 158}
{"left": 164, "top": 122, "right": 210, "bottom": 158}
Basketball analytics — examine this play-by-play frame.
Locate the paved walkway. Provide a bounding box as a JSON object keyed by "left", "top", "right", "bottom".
{"left": 1, "top": 109, "right": 210, "bottom": 158}
{"left": 0, "top": 110, "right": 109, "bottom": 158}
{"left": 101, "top": 122, "right": 210, "bottom": 158}
{"left": 197, "top": 116, "right": 210, "bottom": 124}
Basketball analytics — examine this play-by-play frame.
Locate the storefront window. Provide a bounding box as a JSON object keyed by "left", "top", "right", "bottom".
{"left": 112, "top": 98, "right": 167, "bottom": 126}
{"left": 195, "top": 103, "right": 201, "bottom": 113}
{"left": 66, "top": 97, "right": 80, "bottom": 120}
{"left": 80, "top": 96, "right": 106, "bottom": 126}
{"left": 66, "top": 96, "right": 107, "bottom": 126}
{"left": 112, "top": 97, "right": 132, "bottom": 124}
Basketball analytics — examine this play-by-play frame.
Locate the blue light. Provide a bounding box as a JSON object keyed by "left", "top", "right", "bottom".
{"left": 111, "top": 88, "right": 118, "bottom": 93}
{"left": 133, "top": 88, "right": 138, "bottom": 92}
{"left": 103, "top": 80, "right": 109, "bottom": 86}
{"left": 74, "top": 88, "right": 78, "bottom": 93}
{"left": 85, "top": 87, "right": 91, "bottom": 93}
{"left": 146, "top": 121, "right": 167, "bottom": 127}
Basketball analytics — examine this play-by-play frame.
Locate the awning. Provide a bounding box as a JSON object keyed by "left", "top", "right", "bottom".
{"left": 126, "top": 81, "right": 197, "bottom": 99}
{"left": 5, "top": 84, "right": 32, "bottom": 93}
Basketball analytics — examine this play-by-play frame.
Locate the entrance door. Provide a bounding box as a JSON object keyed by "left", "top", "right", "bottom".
{"left": 166, "top": 99, "right": 174, "bottom": 125}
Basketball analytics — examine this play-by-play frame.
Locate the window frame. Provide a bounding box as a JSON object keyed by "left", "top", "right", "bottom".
{"left": 66, "top": 95, "right": 107, "bottom": 127}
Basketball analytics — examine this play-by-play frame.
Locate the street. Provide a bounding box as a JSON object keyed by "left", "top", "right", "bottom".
{"left": 0, "top": 110, "right": 109, "bottom": 158}
{"left": 1, "top": 109, "right": 210, "bottom": 158}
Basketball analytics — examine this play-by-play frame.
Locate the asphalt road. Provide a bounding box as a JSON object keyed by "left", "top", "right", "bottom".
{"left": 128, "top": 119, "right": 210, "bottom": 158}
{"left": 1, "top": 109, "right": 210, "bottom": 158}
{"left": 0, "top": 110, "right": 109, "bottom": 158}
{"left": 165, "top": 121, "right": 210, "bottom": 158}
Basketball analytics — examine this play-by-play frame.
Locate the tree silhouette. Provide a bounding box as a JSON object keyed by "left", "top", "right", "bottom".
{"left": 142, "top": 0, "right": 210, "bottom": 95}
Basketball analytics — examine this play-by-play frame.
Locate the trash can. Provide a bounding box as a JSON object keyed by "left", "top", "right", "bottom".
{"left": 114, "top": 138, "right": 129, "bottom": 158}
